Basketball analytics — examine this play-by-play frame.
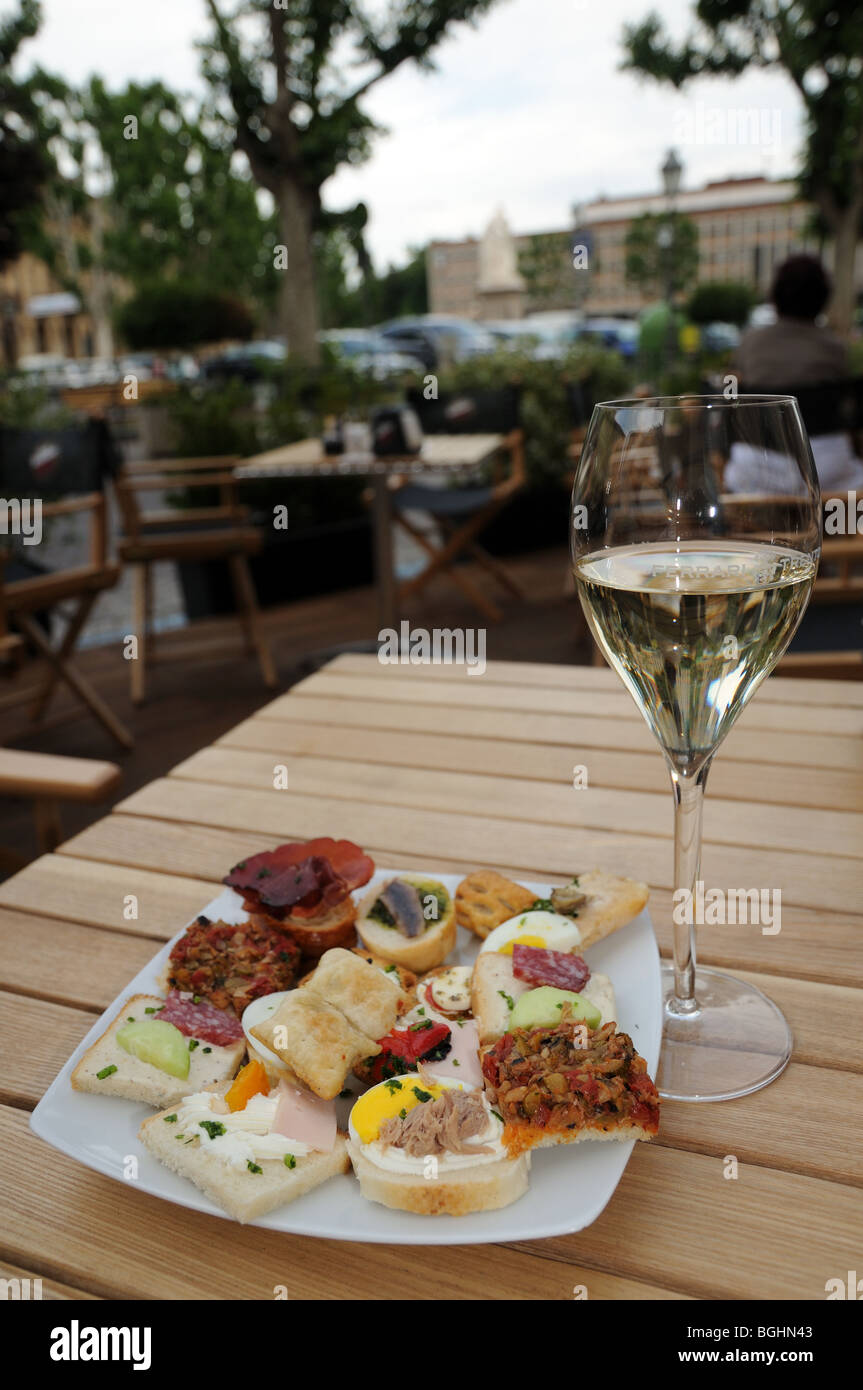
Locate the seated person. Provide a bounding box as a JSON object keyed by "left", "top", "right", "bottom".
{"left": 725, "top": 254, "right": 863, "bottom": 494}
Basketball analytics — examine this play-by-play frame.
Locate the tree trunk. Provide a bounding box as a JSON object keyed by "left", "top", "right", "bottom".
{"left": 275, "top": 178, "right": 320, "bottom": 365}
{"left": 828, "top": 204, "right": 859, "bottom": 337}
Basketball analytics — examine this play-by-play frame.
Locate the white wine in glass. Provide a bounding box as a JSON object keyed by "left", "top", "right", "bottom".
{"left": 572, "top": 397, "right": 821, "bottom": 1101}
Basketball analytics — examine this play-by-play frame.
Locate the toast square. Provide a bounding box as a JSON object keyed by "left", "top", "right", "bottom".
{"left": 139, "top": 1110, "right": 350, "bottom": 1223}
{"left": 304, "top": 947, "right": 400, "bottom": 1039}
{"left": 70, "top": 994, "right": 246, "bottom": 1110}
{"left": 250, "top": 991, "right": 379, "bottom": 1100}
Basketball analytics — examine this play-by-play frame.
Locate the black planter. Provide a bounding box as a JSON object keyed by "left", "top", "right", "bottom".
{"left": 480, "top": 484, "right": 571, "bottom": 557}
{"left": 178, "top": 516, "right": 375, "bottom": 619}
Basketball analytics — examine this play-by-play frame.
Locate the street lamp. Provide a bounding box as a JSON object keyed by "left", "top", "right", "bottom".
{"left": 660, "top": 149, "right": 683, "bottom": 373}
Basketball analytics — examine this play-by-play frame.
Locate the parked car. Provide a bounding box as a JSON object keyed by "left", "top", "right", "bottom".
{"left": 579, "top": 318, "right": 640, "bottom": 359}
{"left": 700, "top": 321, "right": 741, "bottom": 354}
{"left": 376, "top": 316, "right": 497, "bottom": 370}
{"left": 318, "top": 329, "right": 424, "bottom": 377}
{"left": 200, "top": 341, "right": 287, "bottom": 382}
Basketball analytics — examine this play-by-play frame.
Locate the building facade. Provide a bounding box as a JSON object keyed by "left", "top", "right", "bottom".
{"left": 0, "top": 251, "right": 95, "bottom": 367}
{"left": 427, "top": 176, "right": 824, "bottom": 321}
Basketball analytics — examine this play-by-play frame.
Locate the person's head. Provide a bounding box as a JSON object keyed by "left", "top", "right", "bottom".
{"left": 771, "top": 254, "right": 832, "bottom": 321}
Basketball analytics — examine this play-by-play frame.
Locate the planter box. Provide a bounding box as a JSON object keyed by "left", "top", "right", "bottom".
{"left": 178, "top": 516, "right": 374, "bottom": 619}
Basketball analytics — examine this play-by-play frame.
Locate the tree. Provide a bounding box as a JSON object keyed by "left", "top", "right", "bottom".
{"left": 625, "top": 210, "right": 699, "bottom": 300}
{"left": 201, "top": 0, "right": 501, "bottom": 363}
{"left": 687, "top": 280, "right": 755, "bottom": 326}
{"left": 25, "top": 77, "right": 277, "bottom": 355}
{"left": 115, "top": 280, "right": 255, "bottom": 350}
{"left": 0, "top": 1, "right": 47, "bottom": 272}
{"left": 622, "top": 2, "right": 863, "bottom": 334}
{"left": 518, "top": 232, "right": 580, "bottom": 310}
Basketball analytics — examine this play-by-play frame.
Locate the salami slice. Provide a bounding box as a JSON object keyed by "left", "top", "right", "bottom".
{"left": 512, "top": 945, "right": 590, "bottom": 992}
{"left": 158, "top": 991, "right": 245, "bottom": 1046}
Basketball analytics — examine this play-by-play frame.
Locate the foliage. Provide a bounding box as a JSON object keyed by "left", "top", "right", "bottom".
{"left": 0, "top": 377, "right": 77, "bottom": 428}
{"left": 0, "top": 1, "right": 47, "bottom": 270}
{"left": 437, "top": 345, "right": 634, "bottom": 487}
{"left": 625, "top": 211, "right": 699, "bottom": 299}
{"left": 687, "top": 280, "right": 755, "bottom": 326}
{"left": 115, "top": 281, "right": 255, "bottom": 351}
{"left": 518, "top": 232, "right": 580, "bottom": 310}
{"left": 21, "top": 75, "right": 278, "bottom": 314}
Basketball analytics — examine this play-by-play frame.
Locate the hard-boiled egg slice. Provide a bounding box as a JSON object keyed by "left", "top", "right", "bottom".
{"left": 242, "top": 991, "right": 293, "bottom": 1070}
{"left": 349, "top": 1072, "right": 463, "bottom": 1146}
{"left": 478, "top": 909, "right": 582, "bottom": 956}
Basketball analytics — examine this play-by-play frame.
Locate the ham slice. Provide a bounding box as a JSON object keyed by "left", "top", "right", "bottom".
{"left": 422, "top": 1019, "right": 483, "bottom": 1090}
{"left": 272, "top": 1081, "right": 337, "bottom": 1152}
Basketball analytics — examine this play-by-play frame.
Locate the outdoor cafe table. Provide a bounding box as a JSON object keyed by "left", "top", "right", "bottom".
{"left": 234, "top": 434, "right": 506, "bottom": 631}
{"left": 1, "top": 654, "right": 862, "bottom": 1300}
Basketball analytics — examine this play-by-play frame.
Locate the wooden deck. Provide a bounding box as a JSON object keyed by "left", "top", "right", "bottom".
{"left": 0, "top": 547, "right": 587, "bottom": 867}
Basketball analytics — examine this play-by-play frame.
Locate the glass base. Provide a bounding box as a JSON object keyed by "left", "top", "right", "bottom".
{"left": 657, "top": 964, "right": 792, "bottom": 1102}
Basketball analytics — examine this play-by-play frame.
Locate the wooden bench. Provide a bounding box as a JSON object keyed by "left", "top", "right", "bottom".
{"left": 0, "top": 748, "right": 121, "bottom": 869}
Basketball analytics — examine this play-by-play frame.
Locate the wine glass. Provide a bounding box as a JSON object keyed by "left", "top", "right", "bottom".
{"left": 571, "top": 395, "right": 821, "bottom": 1102}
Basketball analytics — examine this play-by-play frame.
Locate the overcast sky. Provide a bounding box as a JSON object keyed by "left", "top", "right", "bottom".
{"left": 23, "top": 0, "right": 805, "bottom": 270}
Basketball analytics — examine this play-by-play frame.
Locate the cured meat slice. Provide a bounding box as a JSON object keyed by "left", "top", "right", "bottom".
{"left": 511, "top": 944, "right": 590, "bottom": 993}
{"left": 224, "top": 839, "right": 374, "bottom": 919}
{"left": 158, "top": 991, "right": 245, "bottom": 1045}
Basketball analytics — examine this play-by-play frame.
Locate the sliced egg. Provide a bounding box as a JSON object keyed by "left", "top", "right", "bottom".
{"left": 478, "top": 909, "right": 582, "bottom": 956}
{"left": 242, "top": 991, "right": 293, "bottom": 1070}
{"left": 349, "top": 1072, "right": 462, "bottom": 1146}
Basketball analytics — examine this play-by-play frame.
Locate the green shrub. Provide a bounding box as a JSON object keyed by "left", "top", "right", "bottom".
{"left": 116, "top": 281, "right": 256, "bottom": 351}
{"left": 437, "top": 345, "right": 634, "bottom": 487}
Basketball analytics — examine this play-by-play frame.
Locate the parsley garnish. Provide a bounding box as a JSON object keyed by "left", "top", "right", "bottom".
{"left": 126, "top": 1016, "right": 135, "bottom": 1022}
{"left": 163, "top": 1114, "right": 178, "bottom": 1123}
{"left": 144, "top": 1006, "right": 159, "bottom": 1014}
{"left": 498, "top": 990, "right": 515, "bottom": 1011}
{"left": 192, "top": 995, "right": 202, "bottom": 1005}
{"left": 384, "top": 964, "right": 397, "bottom": 973}
{"left": 399, "top": 1108, "right": 407, "bottom": 1119}
{"left": 284, "top": 1154, "right": 296, "bottom": 1169}
{"left": 412, "top": 1085, "right": 432, "bottom": 1102}
{"left": 202, "top": 1046, "right": 212, "bottom": 1054}
{"left": 96, "top": 1065, "right": 117, "bottom": 1080}
{"left": 199, "top": 1120, "right": 226, "bottom": 1140}
{"left": 417, "top": 1006, "right": 426, "bottom": 1016}
{"left": 531, "top": 898, "right": 554, "bottom": 911}
{"left": 384, "top": 1079, "right": 403, "bottom": 1093}
{"left": 247, "top": 1161, "right": 262, "bottom": 1174}
{"left": 409, "top": 1019, "right": 433, "bottom": 1032}
{"left": 189, "top": 1039, "right": 200, "bottom": 1050}
{"left": 491, "top": 1109, "right": 503, "bottom": 1123}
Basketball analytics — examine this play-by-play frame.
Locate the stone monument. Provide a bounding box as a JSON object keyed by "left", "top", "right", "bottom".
{"left": 476, "top": 208, "right": 525, "bottom": 320}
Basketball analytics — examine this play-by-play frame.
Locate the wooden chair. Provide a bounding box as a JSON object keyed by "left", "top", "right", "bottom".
{"left": 393, "top": 387, "right": 526, "bottom": 622}
{"left": 115, "top": 456, "right": 277, "bottom": 703}
{"left": 0, "top": 746, "right": 121, "bottom": 870}
{"left": 1, "top": 492, "right": 134, "bottom": 748}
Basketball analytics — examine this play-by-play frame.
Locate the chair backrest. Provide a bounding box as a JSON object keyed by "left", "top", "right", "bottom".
{"left": 115, "top": 456, "right": 244, "bottom": 541}
{"left": 405, "top": 384, "right": 521, "bottom": 435}
{"left": 0, "top": 418, "right": 120, "bottom": 498}
{"left": 743, "top": 379, "right": 862, "bottom": 439}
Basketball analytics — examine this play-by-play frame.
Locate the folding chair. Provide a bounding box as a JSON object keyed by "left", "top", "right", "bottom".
{"left": 393, "top": 386, "right": 526, "bottom": 622}
{"left": 115, "top": 456, "right": 277, "bottom": 703}
{"left": 0, "top": 418, "right": 134, "bottom": 749}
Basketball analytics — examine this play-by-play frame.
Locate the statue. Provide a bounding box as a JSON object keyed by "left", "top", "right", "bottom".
{"left": 477, "top": 208, "right": 525, "bottom": 293}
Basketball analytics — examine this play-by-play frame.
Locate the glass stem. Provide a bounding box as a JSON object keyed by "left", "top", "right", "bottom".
{"left": 667, "top": 759, "right": 711, "bottom": 1011}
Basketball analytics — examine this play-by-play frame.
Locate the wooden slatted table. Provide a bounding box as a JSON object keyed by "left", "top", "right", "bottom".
{"left": 2, "top": 654, "right": 862, "bottom": 1300}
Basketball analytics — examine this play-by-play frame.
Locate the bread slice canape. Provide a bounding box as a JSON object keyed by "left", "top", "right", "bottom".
{"left": 138, "top": 1075, "right": 350, "bottom": 1223}
{"left": 480, "top": 1020, "right": 660, "bottom": 1156}
{"left": 471, "top": 951, "right": 618, "bottom": 1044}
{"left": 549, "top": 871, "right": 649, "bottom": 948}
{"left": 250, "top": 990, "right": 380, "bottom": 1100}
{"left": 356, "top": 875, "right": 456, "bottom": 972}
{"left": 71, "top": 995, "right": 246, "bottom": 1110}
{"left": 346, "top": 1073, "right": 529, "bottom": 1216}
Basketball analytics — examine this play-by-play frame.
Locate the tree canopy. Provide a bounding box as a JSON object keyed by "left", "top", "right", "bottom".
{"left": 0, "top": 0, "right": 47, "bottom": 271}
{"left": 622, "top": 1, "right": 863, "bottom": 330}
{"left": 625, "top": 211, "right": 699, "bottom": 299}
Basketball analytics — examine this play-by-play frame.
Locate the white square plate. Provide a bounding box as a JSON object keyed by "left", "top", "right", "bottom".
{"left": 31, "top": 870, "right": 662, "bottom": 1244}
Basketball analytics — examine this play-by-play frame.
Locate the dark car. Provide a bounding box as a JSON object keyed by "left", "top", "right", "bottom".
{"left": 376, "top": 316, "right": 496, "bottom": 371}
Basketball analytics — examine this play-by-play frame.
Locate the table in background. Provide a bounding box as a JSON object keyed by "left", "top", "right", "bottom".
{"left": 1, "top": 655, "right": 861, "bottom": 1299}
{"left": 234, "top": 435, "right": 505, "bottom": 630}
